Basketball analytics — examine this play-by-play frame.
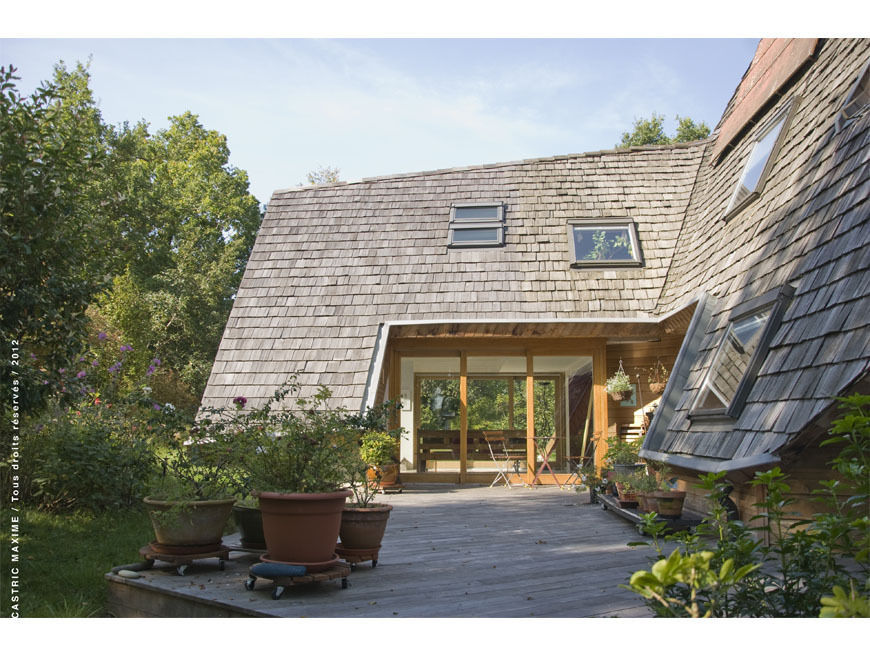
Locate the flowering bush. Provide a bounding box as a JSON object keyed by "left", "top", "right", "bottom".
{"left": 7, "top": 337, "right": 189, "bottom": 512}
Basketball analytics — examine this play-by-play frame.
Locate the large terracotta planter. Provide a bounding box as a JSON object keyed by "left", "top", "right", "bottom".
{"left": 232, "top": 504, "right": 266, "bottom": 550}
{"left": 339, "top": 504, "right": 393, "bottom": 550}
{"left": 257, "top": 490, "right": 352, "bottom": 565}
{"left": 143, "top": 497, "right": 235, "bottom": 548}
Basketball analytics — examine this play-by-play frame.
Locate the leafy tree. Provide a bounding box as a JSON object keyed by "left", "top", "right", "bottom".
{"left": 98, "top": 112, "right": 263, "bottom": 402}
{"left": 0, "top": 63, "right": 113, "bottom": 409}
{"left": 617, "top": 112, "right": 710, "bottom": 148}
{"left": 306, "top": 165, "right": 341, "bottom": 185}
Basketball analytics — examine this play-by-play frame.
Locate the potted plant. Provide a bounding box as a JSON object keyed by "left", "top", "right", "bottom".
{"left": 614, "top": 471, "right": 640, "bottom": 508}
{"left": 606, "top": 368, "right": 633, "bottom": 402}
{"left": 360, "top": 429, "right": 402, "bottom": 491}
{"left": 145, "top": 415, "right": 247, "bottom": 553}
{"left": 337, "top": 442, "right": 393, "bottom": 556}
{"left": 249, "top": 383, "right": 356, "bottom": 570}
{"left": 603, "top": 435, "right": 644, "bottom": 475}
{"left": 232, "top": 494, "right": 266, "bottom": 550}
{"left": 640, "top": 463, "right": 686, "bottom": 519}
{"left": 647, "top": 361, "right": 669, "bottom": 395}
{"left": 632, "top": 471, "right": 662, "bottom": 513}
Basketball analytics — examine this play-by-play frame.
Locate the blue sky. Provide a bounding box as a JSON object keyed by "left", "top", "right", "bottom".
{"left": 3, "top": 3, "right": 845, "bottom": 208}
{"left": 2, "top": 38, "right": 761, "bottom": 205}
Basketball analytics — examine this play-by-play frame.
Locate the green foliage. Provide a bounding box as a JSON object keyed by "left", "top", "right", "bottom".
{"left": 617, "top": 112, "right": 710, "bottom": 148}
{"left": 624, "top": 395, "right": 870, "bottom": 617}
{"left": 360, "top": 430, "right": 399, "bottom": 467}
{"left": 582, "top": 229, "right": 631, "bottom": 261}
{"left": 603, "top": 434, "right": 641, "bottom": 466}
{"left": 306, "top": 165, "right": 341, "bottom": 185}
{"left": 605, "top": 369, "right": 632, "bottom": 393}
{"left": 98, "top": 111, "right": 263, "bottom": 397}
{"left": 0, "top": 63, "right": 115, "bottom": 412}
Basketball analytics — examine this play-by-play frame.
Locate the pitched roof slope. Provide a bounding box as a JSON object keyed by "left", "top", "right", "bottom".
{"left": 646, "top": 38, "right": 870, "bottom": 467}
{"left": 202, "top": 145, "right": 704, "bottom": 410}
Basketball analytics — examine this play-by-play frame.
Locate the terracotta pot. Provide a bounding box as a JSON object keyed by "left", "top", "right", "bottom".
{"left": 650, "top": 490, "right": 686, "bottom": 518}
{"left": 649, "top": 382, "right": 666, "bottom": 395}
{"left": 615, "top": 483, "right": 638, "bottom": 508}
{"left": 339, "top": 504, "right": 393, "bottom": 550}
{"left": 257, "top": 490, "right": 351, "bottom": 565}
{"left": 143, "top": 497, "right": 235, "bottom": 548}
{"left": 232, "top": 504, "right": 266, "bottom": 550}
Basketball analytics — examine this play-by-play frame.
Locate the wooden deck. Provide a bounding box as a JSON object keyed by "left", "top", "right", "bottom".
{"left": 105, "top": 485, "right": 663, "bottom": 618}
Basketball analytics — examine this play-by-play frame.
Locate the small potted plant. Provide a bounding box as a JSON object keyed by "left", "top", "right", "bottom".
{"left": 606, "top": 368, "right": 633, "bottom": 402}
{"left": 603, "top": 435, "right": 644, "bottom": 475}
{"left": 337, "top": 441, "right": 393, "bottom": 557}
{"left": 632, "top": 471, "right": 662, "bottom": 513}
{"left": 647, "top": 361, "right": 669, "bottom": 395}
{"left": 641, "top": 462, "right": 686, "bottom": 519}
{"left": 614, "top": 471, "right": 641, "bottom": 508}
{"left": 360, "top": 429, "right": 403, "bottom": 491}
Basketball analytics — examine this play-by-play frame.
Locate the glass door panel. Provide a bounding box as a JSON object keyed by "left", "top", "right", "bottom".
{"left": 416, "top": 377, "right": 461, "bottom": 472}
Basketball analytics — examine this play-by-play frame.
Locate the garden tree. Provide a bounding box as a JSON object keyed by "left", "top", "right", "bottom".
{"left": 0, "top": 63, "right": 115, "bottom": 409}
{"left": 617, "top": 112, "right": 711, "bottom": 148}
{"left": 97, "top": 112, "right": 263, "bottom": 403}
{"left": 306, "top": 165, "right": 341, "bottom": 185}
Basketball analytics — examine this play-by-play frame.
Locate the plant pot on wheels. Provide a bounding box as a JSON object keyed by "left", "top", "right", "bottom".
{"left": 143, "top": 497, "right": 235, "bottom": 553}
{"left": 258, "top": 490, "right": 351, "bottom": 570}
{"left": 232, "top": 504, "right": 266, "bottom": 550}
{"left": 339, "top": 504, "right": 393, "bottom": 552}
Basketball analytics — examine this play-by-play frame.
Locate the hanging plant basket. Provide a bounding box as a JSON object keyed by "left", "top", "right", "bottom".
{"left": 609, "top": 389, "right": 633, "bottom": 402}
{"left": 649, "top": 382, "right": 666, "bottom": 395}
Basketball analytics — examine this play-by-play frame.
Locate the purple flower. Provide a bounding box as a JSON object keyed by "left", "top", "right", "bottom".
{"left": 120, "top": 344, "right": 133, "bottom": 353}
{"left": 151, "top": 358, "right": 162, "bottom": 366}
{"left": 43, "top": 380, "right": 49, "bottom": 385}
{"left": 76, "top": 371, "right": 87, "bottom": 379}
{"left": 58, "top": 368, "right": 66, "bottom": 374}
{"left": 30, "top": 353, "right": 36, "bottom": 360}
{"left": 146, "top": 365, "right": 155, "bottom": 376}
{"left": 92, "top": 360, "right": 99, "bottom": 367}
{"left": 153, "top": 403, "right": 162, "bottom": 411}
{"left": 98, "top": 332, "right": 107, "bottom": 340}
{"left": 232, "top": 396, "right": 247, "bottom": 409}
{"left": 108, "top": 362, "right": 122, "bottom": 374}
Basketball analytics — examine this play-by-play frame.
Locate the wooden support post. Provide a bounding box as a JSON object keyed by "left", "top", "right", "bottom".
{"left": 459, "top": 353, "right": 468, "bottom": 483}
{"left": 526, "top": 352, "right": 535, "bottom": 484}
{"left": 592, "top": 340, "right": 608, "bottom": 472}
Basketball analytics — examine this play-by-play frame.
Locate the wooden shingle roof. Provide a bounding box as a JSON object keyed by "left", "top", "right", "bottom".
{"left": 643, "top": 38, "right": 870, "bottom": 470}
{"left": 202, "top": 145, "right": 705, "bottom": 410}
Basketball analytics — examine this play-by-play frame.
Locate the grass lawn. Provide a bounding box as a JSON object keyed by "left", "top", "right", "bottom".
{"left": 0, "top": 507, "right": 153, "bottom": 617}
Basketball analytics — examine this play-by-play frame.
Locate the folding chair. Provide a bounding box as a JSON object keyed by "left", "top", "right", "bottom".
{"left": 485, "top": 436, "right": 517, "bottom": 488}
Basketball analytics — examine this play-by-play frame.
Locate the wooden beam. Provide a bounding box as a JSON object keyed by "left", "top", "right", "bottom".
{"left": 460, "top": 353, "right": 468, "bottom": 483}
{"left": 526, "top": 352, "right": 535, "bottom": 484}
{"left": 592, "top": 340, "right": 608, "bottom": 472}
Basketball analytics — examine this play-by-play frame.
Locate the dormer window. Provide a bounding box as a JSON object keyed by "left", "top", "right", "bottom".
{"left": 567, "top": 218, "right": 642, "bottom": 267}
{"left": 448, "top": 203, "right": 505, "bottom": 247}
{"left": 690, "top": 285, "right": 794, "bottom": 420}
{"left": 723, "top": 100, "right": 798, "bottom": 220}
{"left": 835, "top": 60, "right": 869, "bottom": 133}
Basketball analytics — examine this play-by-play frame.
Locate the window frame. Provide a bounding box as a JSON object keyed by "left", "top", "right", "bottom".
{"left": 566, "top": 218, "right": 643, "bottom": 268}
{"left": 689, "top": 285, "right": 795, "bottom": 421}
{"left": 447, "top": 202, "right": 506, "bottom": 248}
{"left": 723, "top": 98, "right": 800, "bottom": 222}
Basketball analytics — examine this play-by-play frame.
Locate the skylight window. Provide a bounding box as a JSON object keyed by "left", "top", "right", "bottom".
{"left": 690, "top": 285, "right": 794, "bottom": 419}
{"left": 448, "top": 203, "right": 505, "bottom": 247}
{"left": 723, "top": 100, "right": 797, "bottom": 220}
{"left": 567, "top": 219, "right": 642, "bottom": 267}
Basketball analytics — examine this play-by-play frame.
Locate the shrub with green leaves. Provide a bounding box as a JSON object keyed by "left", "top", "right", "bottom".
{"left": 624, "top": 393, "right": 870, "bottom": 618}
